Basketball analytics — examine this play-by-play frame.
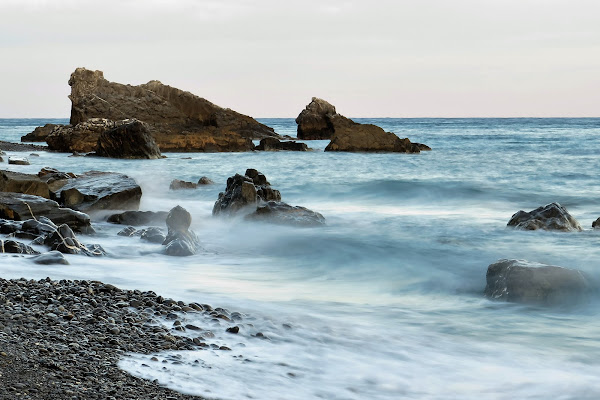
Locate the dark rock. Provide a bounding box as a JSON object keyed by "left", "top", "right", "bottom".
{"left": 0, "top": 193, "right": 93, "bottom": 233}
{"left": 96, "top": 119, "right": 162, "bottom": 159}
{"left": 45, "top": 118, "right": 120, "bottom": 153}
{"left": 8, "top": 157, "right": 30, "bottom": 165}
{"left": 169, "top": 179, "right": 197, "bottom": 190}
{"left": 21, "top": 123, "right": 62, "bottom": 142}
{"left": 295, "top": 97, "right": 338, "bottom": 140}
{"left": 31, "top": 251, "right": 69, "bottom": 265}
{"left": 413, "top": 143, "right": 432, "bottom": 151}
{"left": 117, "top": 226, "right": 138, "bottom": 237}
{"left": 0, "top": 170, "right": 50, "bottom": 198}
{"left": 226, "top": 326, "right": 239, "bottom": 334}
{"left": 163, "top": 206, "right": 199, "bottom": 257}
{"left": 246, "top": 201, "right": 326, "bottom": 227}
{"left": 484, "top": 259, "right": 592, "bottom": 305}
{"left": 197, "top": 176, "right": 214, "bottom": 185}
{"left": 255, "top": 137, "right": 309, "bottom": 151}
{"left": 55, "top": 171, "right": 142, "bottom": 213}
{"left": 44, "top": 224, "right": 104, "bottom": 256}
{"left": 21, "top": 218, "right": 58, "bottom": 236}
{"left": 0, "top": 239, "right": 40, "bottom": 255}
{"left": 140, "top": 227, "right": 166, "bottom": 244}
{"left": 0, "top": 219, "right": 22, "bottom": 234}
{"left": 107, "top": 210, "right": 168, "bottom": 226}
{"left": 592, "top": 218, "right": 600, "bottom": 229}
{"left": 66, "top": 68, "right": 278, "bottom": 152}
{"left": 507, "top": 203, "right": 582, "bottom": 232}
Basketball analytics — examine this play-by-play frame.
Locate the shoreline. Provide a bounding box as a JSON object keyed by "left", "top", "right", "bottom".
{"left": 0, "top": 275, "right": 234, "bottom": 399}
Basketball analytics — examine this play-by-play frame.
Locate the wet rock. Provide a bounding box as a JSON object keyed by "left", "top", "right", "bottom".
{"left": 45, "top": 118, "right": 121, "bottom": 153}
{"left": 8, "top": 157, "right": 30, "bottom": 165}
{"left": 21, "top": 123, "right": 62, "bottom": 142}
{"left": 169, "top": 179, "right": 197, "bottom": 190}
{"left": 0, "top": 170, "right": 50, "bottom": 198}
{"left": 507, "top": 202, "right": 582, "bottom": 232}
{"left": 44, "top": 224, "right": 105, "bottom": 256}
{"left": 484, "top": 259, "right": 592, "bottom": 305}
{"left": 197, "top": 176, "right": 214, "bottom": 185}
{"left": 163, "top": 206, "right": 199, "bottom": 257}
{"left": 0, "top": 193, "right": 93, "bottom": 233}
{"left": 255, "top": 137, "right": 309, "bottom": 151}
{"left": 246, "top": 201, "right": 326, "bottom": 227}
{"left": 117, "top": 226, "right": 138, "bottom": 237}
{"left": 55, "top": 171, "right": 142, "bottom": 212}
{"left": 0, "top": 219, "right": 21, "bottom": 234}
{"left": 0, "top": 239, "right": 40, "bottom": 254}
{"left": 592, "top": 218, "right": 600, "bottom": 229}
{"left": 140, "top": 227, "right": 166, "bottom": 244}
{"left": 21, "top": 217, "right": 58, "bottom": 236}
{"left": 31, "top": 250, "right": 69, "bottom": 265}
{"left": 106, "top": 210, "right": 168, "bottom": 226}
{"left": 96, "top": 119, "right": 162, "bottom": 159}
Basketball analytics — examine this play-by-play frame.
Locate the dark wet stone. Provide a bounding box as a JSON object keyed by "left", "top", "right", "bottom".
{"left": 31, "top": 250, "right": 69, "bottom": 265}
{"left": 0, "top": 239, "right": 40, "bottom": 254}
{"left": 507, "top": 202, "right": 581, "bottom": 232}
{"left": 107, "top": 210, "right": 168, "bottom": 226}
{"left": 140, "top": 227, "right": 166, "bottom": 244}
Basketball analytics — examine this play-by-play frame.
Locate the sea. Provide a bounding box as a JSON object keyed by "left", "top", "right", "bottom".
{"left": 2, "top": 117, "right": 600, "bottom": 400}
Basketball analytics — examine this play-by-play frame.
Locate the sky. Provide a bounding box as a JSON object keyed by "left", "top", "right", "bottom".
{"left": 0, "top": 0, "right": 599, "bottom": 118}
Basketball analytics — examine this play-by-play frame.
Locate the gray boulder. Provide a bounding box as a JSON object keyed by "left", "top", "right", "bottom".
{"left": 163, "top": 206, "right": 199, "bottom": 256}
{"left": 507, "top": 202, "right": 581, "bottom": 232}
{"left": 31, "top": 250, "right": 69, "bottom": 265}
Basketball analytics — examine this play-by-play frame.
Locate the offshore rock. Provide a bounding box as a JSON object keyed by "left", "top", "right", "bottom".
{"left": 507, "top": 202, "right": 582, "bottom": 232}
{"left": 56, "top": 171, "right": 142, "bottom": 213}
{"left": 296, "top": 97, "right": 339, "bottom": 140}
{"left": 163, "top": 205, "right": 199, "bottom": 256}
{"left": 66, "top": 68, "right": 277, "bottom": 152}
{"left": 46, "top": 118, "right": 119, "bottom": 153}
{"left": 21, "top": 123, "right": 62, "bottom": 142}
{"left": 0, "top": 193, "right": 93, "bottom": 233}
{"left": 213, "top": 169, "right": 280, "bottom": 216}
{"left": 592, "top": 218, "right": 600, "bottom": 229}
{"left": 484, "top": 259, "right": 591, "bottom": 305}
{"left": 107, "top": 210, "right": 168, "bottom": 226}
{"left": 255, "top": 137, "right": 309, "bottom": 151}
{"left": 96, "top": 119, "right": 162, "bottom": 159}
{"left": 140, "top": 227, "right": 166, "bottom": 244}
{"left": 246, "top": 201, "right": 326, "bottom": 227}
{"left": 169, "top": 179, "right": 197, "bottom": 190}
{"left": 44, "top": 224, "right": 105, "bottom": 256}
{"left": 197, "top": 176, "right": 214, "bottom": 185}
{"left": 0, "top": 170, "right": 51, "bottom": 198}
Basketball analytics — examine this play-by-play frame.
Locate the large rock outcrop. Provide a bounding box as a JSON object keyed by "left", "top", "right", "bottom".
{"left": 484, "top": 259, "right": 592, "bottom": 305}
{"left": 59, "top": 68, "right": 278, "bottom": 152}
{"left": 507, "top": 203, "right": 582, "bottom": 232}
{"left": 21, "top": 123, "right": 62, "bottom": 142}
{"left": 296, "top": 98, "right": 428, "bottom": 153}
{"left": 96, "top": 119, "right": 162, "bottom": 159}
{"left": 46, "top": 118, "right": 119, "bottom": 153}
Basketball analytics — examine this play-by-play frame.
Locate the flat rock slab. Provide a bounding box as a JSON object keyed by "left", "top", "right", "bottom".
{"left": 0, "top": 170, "right": 50, "bottom": 198}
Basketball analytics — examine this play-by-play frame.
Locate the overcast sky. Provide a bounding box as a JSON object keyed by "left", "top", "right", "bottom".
{"left": 0, "top": 0, "right": 598, "bottom": 118}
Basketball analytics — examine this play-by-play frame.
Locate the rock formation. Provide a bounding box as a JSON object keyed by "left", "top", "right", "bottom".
{"left": 52, "top": 68, "right": 278, "bottom": 152}
{"left": 507, "top": 203, "right": 582, "bottom": 232}
{"left": 484, "top": 259, "right": 591, "bottom": 305}
{"left": 296, "top": 98, "right": 339, "bottom": 140}
{"left": 96, "top": 119, "right": 162, "bottom": 159}
{"left": 0, "top": 170, "right": 51, "bottom": 198}
{"left": 162, "top": 205, "right": 200, "bottom": 256}
{"left": 21, "top": 124, "right": 62, "bottom": 142}
{"left": 46, "top": 119, "right": 118, "bottom": 153}
{"left": 169, "top": 179, "right": 198, "bottom": 190}
{"left": 246, "top": 201, "right": 326, "bottom": 227}
{"left": 44, "top": 224, "right": 105, "bottom": 256}
{"left": 0, "top": 239, "right": 39, "bottom": 255}
{"left": 255, "top": 137, "right": 309, "bottom": 151}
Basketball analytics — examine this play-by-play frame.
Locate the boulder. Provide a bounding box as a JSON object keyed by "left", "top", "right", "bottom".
{"left": 507, "top": 203, "right": 581, "bottom": 232}
{"left": 0, "top": 193, "right": 93, "bottom": 233}
{"left": 163, "top": 206, "right": 199, "bottom": 256}
{"left": 107, "top": 210, "right": 168, "bottom": 226}
{"left": 96, "top": 119, "right": 162, "bottom": 159}
{"left": 246, "top": 201, "right": 326, "bottom": 227}
{"left": 55, "top": 171, "right": 142, "bottom": 212}
{"left": 139, "top": 227, "right": 166, "bottom": 244}
{"left": 0, "top": 239, "right": 39, "bottom": 255}
{"left": 31, "top": 250, "right": 69, "bottom": 265}
{"left": 0, "top": 219, "right": 21, "bottom": 234}
{"left": 64, "top": 68, "right": 278, "bottom": 152}
{"left": 255, "top": 137, "right": 309, "bottom": 151}
{"left": 44, "top": 224, "right": 105, "bottom": 256}
{"left": 117, "top": 226, "right": 138, "bottom": 237}
{"left": 46, "top": 118, "right": 117, "bottom": 153}
{"left": 197, "top": 176, "right": 214, "bottom": 185}
{"left": 592, "top": 218, "right": 600, "bottom": 229}
{"left": 38, "top": 168, "right": 74, "bottom": 195}
{"left": 21, "top": 123, "right": 62, "bottom": 142}
{"left": 213, "top": 169, "right": 281, "bottom": 216}
{"left": 169, "top": 179, "right": 197, "bottom": 190}
{"left": 0, "top": 170, "right": 50, "bottom": 198}
{"left": 295, "top": 97, "right": 339, "bottom": 140}
{"left": 21, "top": 217, "right": 58, "bottom": 236}
{"left": 484, "top": 259, "right": 592, "bottom": 305}
{"left": 8, "top": 157, "right": 30, "bottom": 165}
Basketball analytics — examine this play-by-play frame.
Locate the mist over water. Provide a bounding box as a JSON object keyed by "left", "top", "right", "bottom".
{"left": 2, "top": 118, "right": 600, "bottom": 399}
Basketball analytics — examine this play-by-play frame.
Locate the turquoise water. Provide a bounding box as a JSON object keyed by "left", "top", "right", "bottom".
{"left": 3, "top": 118, "right": 600, "bottom": 399}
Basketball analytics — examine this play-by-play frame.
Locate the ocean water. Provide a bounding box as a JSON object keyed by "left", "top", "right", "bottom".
{"left": 2, "top": 118, "right": 600, "bottom": 399}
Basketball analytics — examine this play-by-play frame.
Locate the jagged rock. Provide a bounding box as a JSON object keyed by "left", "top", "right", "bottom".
{"left": 507, "top": 203, "right": 581, "bottom": 232}
{"left": 213, "top": 169, "right": 280, "bottom": 216}
{"left": 46, "top": 118, "right": 119, "bottom": 153}
{"left": 255, "top": 137, "right": 309, "bottom": 151}
{"left": 107, "top": 211, "right": 168, "bottom": 226}
{"left": 0, "top": 239, "right": 39, "bottom": 255}
{"left": 0, "top": 170, "right": 50, "bottom": 198}
{"left": 0, "top": 193, "right": 93, "bottom": 233}
{"left": 169, "top": 179, "right": 197, "bottom": 190}
{"left": 21, "top": 217, "right": 57, "bottom": 236}
{"left": 21, "top": 124, "right": 62, "bottom": 142}
{"left": 55, "top": 171, "right": 142, "bottom": 212}
{"left": 0, "top": 219, "right": 21, "bottom": 234}
{"left": 592, "top": 218, "right": 600, "bottom": 229}
{"left": 44, "top": 224, "right": 105, "bottom": 256}
{"left": 31, "top": 250, "right": 69, "bottom": 265}
{"left": 197, "top": 176, "right": 214, "bottom": 185}
{"left": 117, "top": 226, "right": 138, "bottom": 237}
{"left": 38, "top": 168, "right": 74, "bottom": 195}
{"left": 163, "top": 206, "right": 199, "bottom": 256}
{"left": 8, "top": 157, "right": 30, "bottom": 165}
{"left": 96, "top": 119, "right": 162, "bottom": 159}
{"left": 139, "top": 227, "right": 166, "bottom": 244}
{"left": 414, "top": 143, "right": 432, "bottom": 151}
{"left": 484, "top": 259, "right": 592, "bottom": 305}
{"left": 296, "top": 97, "right": 339, "bottom": 140}
{"left": 246, "top": 201, "right": 326, "bottom": 226}
{"left": 64, "top": 68, "right": 278, "bottom": 152}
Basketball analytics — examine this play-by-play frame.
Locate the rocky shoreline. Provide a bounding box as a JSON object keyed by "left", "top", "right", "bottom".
{"left": 0, "top": 276, "right": 245, "bottom": 399}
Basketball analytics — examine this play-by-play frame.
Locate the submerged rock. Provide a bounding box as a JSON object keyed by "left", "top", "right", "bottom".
{"left": 507, "top": 202, "right": 581, "bottom": 232}
{"left": 169, "top": 179, "right": 197, "bottom": 190}
{"left": 197, "top": 176, "right": 214, "bottom": 185}
{"left": 484, "top": 259, "right": 591, "bottom": 305}
{"left": 107, "top": 210, "right": 168, "bottom": 226}
{"left": 163, "top": 206, "right": 199, "bottom": 256}
{"left": 31, "top": 250, "right": 69, "bottom": 265}
{"left": 96, "top": 119, "right": 162, "bottom": 159}
{"left": 140, "top": 227, "right": 166, "bottom": 244}
{"left": 246, "top": 201, "right": 326, "bottom": 227}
